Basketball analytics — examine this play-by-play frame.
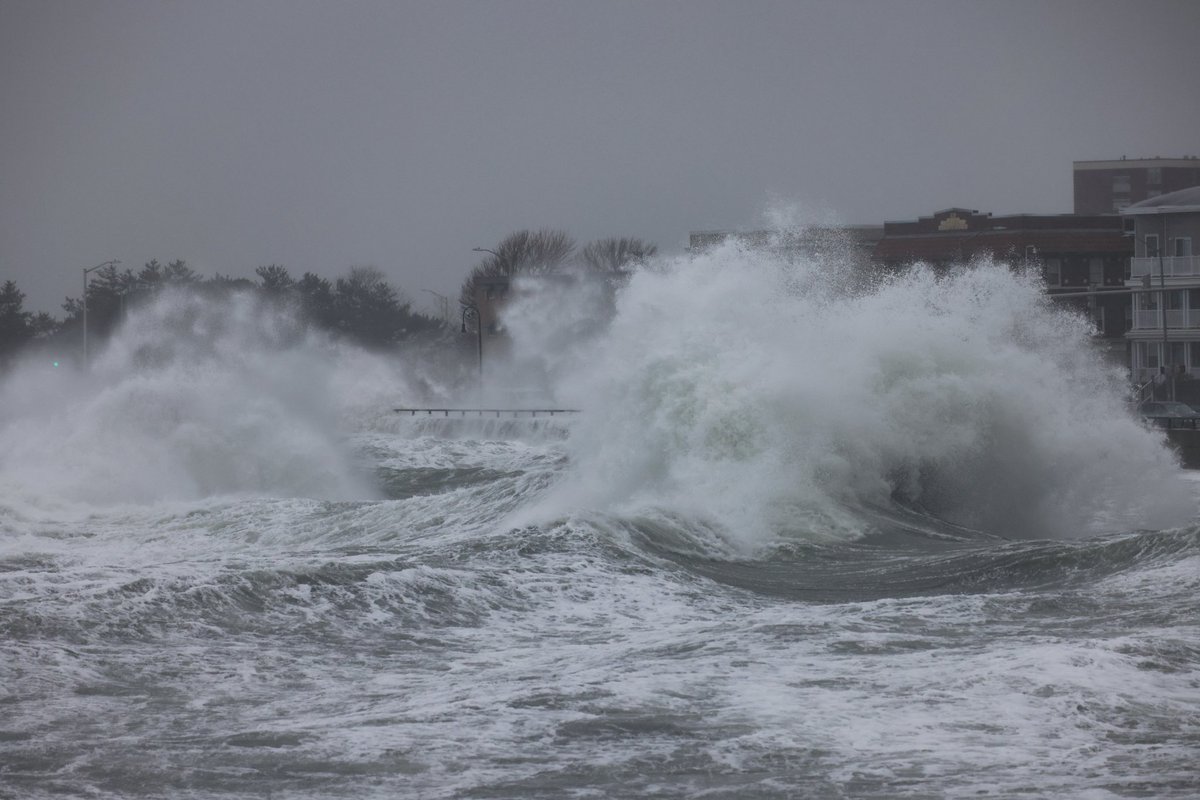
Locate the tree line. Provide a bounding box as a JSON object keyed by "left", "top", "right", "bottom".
{"left": 0, "top": 260, "right": 444, "bottom": 370}
{"left": 0, "top": 231, "right": 658, "bottom": 370}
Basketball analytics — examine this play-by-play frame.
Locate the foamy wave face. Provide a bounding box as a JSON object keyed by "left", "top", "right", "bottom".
{"left": 0, "top": 290, "right": 415, "bottom": 507}
{"left": 538, "top": 240, "right": 1194, "bottom": 545}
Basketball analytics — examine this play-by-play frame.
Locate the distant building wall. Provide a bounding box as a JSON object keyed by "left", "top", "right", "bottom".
{"left": 1122, "top": 188, "right": 1200, "bottom": 385}
{"left": 1073, "top": 157, "right": 1200, "bottom": 214}
{"left": 873, "top": 208, "right": 1132, "bottom": 360}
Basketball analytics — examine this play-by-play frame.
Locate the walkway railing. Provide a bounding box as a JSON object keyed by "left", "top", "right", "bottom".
{"left": 1132, "top": 379, "right": 1156, "bottom": 405}
{"left": 394, "top": 408, "right": 580, "bottom": 418}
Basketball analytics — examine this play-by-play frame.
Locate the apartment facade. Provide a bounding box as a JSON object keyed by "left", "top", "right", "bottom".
{"left": 1122, "top": 186, "right": 1200, "bottom": 387}
{"left": 1074, "top": 157, "right": 1200, "bottom": 214}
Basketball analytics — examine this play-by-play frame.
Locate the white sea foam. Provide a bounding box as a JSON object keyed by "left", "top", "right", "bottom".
{"left": 0, "top": 290, "right": 418, "bottom": 508}
{"left": 503, "top": 236, "right": 1194, "bottom": 545}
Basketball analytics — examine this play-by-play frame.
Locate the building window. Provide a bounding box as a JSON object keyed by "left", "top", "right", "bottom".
{"left": 1043, "top": 258, "right": 1061, "bottom": 286}
{"left": 1025, "top": 245, "right": 1037, "bottom": 260}
{"left": 1191, "top": 341, "right": 1200, "bottom": 369}
{"left": 1175, "top": 238, "right": 1193, "bottom": 257}
{"left": 1143, "top": 342, "right": 1160, "bottom": 369}
{"left": 1170, "top": 342, "right": 1186, "bottom": 369}
{"left": 1088, "top": 258, "right": 1103, "bottom": 286}
{"left": 1148, "top": 166, "right": 1162, "bottom": 184}
{"left": 1112, "top": 175, "right": 1131, "bottom": 194}
{"left": 1146, "top": 234, "right": 1160, "bottom": 258}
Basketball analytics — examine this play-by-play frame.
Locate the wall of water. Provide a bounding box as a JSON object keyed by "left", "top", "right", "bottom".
{"left": 502, "top": 237, "right": 1194, "bottom": 546}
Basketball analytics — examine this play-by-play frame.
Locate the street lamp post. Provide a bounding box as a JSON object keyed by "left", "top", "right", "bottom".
{"left": 82, "top": 260, "right": 120, "bottom": 368}
{"left": 461, "top": 302, "right": 483, "bottom": 390}
{"left": 463, "top": 247, "right": 499, "bottom": 400}
{"left": 421, "top": 289, "right": 451, "bottom": 323}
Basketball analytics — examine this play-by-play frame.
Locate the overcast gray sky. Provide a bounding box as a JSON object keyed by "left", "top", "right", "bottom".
{"left": 3, "top": 0, "right": 1199, "bottom": 314}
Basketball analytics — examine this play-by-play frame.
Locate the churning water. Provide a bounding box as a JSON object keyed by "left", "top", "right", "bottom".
{"left": 2, "top": 245, "right": 1198, "bottom": 799}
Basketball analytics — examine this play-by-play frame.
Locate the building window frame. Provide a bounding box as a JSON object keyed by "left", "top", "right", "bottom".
{"left": 1146, "top": 234, "right": 1160, "bottom": 258}
{"left": 1043, "top": 258, "right": 1061, "bottom": 287}
{"left": 1142, "top": 341, "right": 1161, "bottom": 369}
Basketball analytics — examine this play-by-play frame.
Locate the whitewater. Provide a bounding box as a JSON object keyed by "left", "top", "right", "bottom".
{"left": 2, "top": 242, "right": 1198, "bottom": 799}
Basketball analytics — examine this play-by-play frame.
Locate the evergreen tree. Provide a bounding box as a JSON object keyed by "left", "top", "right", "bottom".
{"left": 297, "top": 272, "right": 336, "bottom": 329}
{"left": 255, "top": 265, "right": 295, "bottom": 294}
{"left": 0, "top": 280, "right": 33, "bottom": 366}
{"left": 334, "top": 266, "right": 409, "bottom": 348}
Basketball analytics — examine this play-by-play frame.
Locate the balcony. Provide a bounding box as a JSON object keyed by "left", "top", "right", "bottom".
{"left": 1130, "top": 256, "right": 1200, "bottom": 279}
{"left": 1132, "top": 308, "right": 1200, "bottom": 330}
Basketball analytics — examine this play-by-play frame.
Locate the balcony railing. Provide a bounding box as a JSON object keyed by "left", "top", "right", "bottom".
{"left": 1132, "top": 308, "right": 1200, "bottom": 330}
{"left": 1130, "top": 256, "right": 1200, "bottom": 279}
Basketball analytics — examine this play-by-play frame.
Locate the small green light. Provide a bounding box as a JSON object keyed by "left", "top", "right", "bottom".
{"left": 52, "top": 361, "right": 60, "bottom": 367}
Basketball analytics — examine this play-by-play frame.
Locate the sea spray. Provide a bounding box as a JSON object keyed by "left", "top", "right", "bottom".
{"left": 506, "top": 238, "right": 1194, "bottom": 546}
{"left": 0, "top": 289, "right": 425, "bottom": 507}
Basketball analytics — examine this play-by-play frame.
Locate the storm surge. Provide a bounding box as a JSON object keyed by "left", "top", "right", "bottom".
{"left": 523, "top": 238, "right": 1193, "bottom": 546}
{"left": 2, "top": 241, "right": 1198, "bottom": 800}
{"left": 0, "top": 290, "right": 414, "bottom": 509}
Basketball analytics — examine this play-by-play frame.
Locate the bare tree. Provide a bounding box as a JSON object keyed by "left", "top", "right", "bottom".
{"left": 579, "top": 237, "right": 658, "bottom": 272}
{"left": 459, "top": 228, "right": 576, "bottom": 305}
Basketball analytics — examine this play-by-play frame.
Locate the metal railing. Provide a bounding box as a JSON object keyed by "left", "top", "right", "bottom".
{"left": 1131, "top": 308, "right": 1200, "bottom": 329}
{"left": 1132, "top": 379, "right": 1156, "bottom": 405}
{"left": 394, "top": 408, "right": 580, "bottom": 418}
{"left": 1130, "top": 256, "right": 1200, "bottom": 279}
{"left": 1142, "top": 415, "right": 1200, "bottom": 430}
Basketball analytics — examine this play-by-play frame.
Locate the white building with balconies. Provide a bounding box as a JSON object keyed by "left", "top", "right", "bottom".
{"left": 1123, "top": 185, "right": 1200, "bottom": 385}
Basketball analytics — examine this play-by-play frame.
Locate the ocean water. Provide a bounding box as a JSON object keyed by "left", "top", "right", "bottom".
{"left": 2, "top": 247, "right": 1198, "bottom": 799}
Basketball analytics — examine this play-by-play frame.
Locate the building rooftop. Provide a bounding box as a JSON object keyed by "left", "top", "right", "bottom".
{"left": 1122, "top": 185, "right": 1200, "bottom": 215}
{"left": 1074, "top": 156, "right": 1200, "bottom": 170}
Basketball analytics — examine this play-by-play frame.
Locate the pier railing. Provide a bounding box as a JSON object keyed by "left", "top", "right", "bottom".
{"left": 394, "top": 408, "right": 580, "bottom": 418}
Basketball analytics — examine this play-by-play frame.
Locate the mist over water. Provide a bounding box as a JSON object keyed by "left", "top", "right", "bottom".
{"left": 2, "top": 243, "right": 1187, "bottom": 540}
{"left": 0, "top": 290, "right": 405, "bottom": 509}
{"left": 2, "top": 235, "right": 1199, "bottom": 799}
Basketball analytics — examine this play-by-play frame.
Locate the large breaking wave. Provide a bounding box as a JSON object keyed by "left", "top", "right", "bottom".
{"left": 1, "top": 238, "right": 1193, "bottom": 547}
{"left": 509, "top": 239, "right": 1194, "bottom": 544}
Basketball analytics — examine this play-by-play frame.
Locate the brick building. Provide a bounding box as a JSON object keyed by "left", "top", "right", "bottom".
{"left": 872, "top": 208, "right": 1132, "bottom": 363}
{"left": 1073, "top": 157, "right": 1200, "bottom": 215}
